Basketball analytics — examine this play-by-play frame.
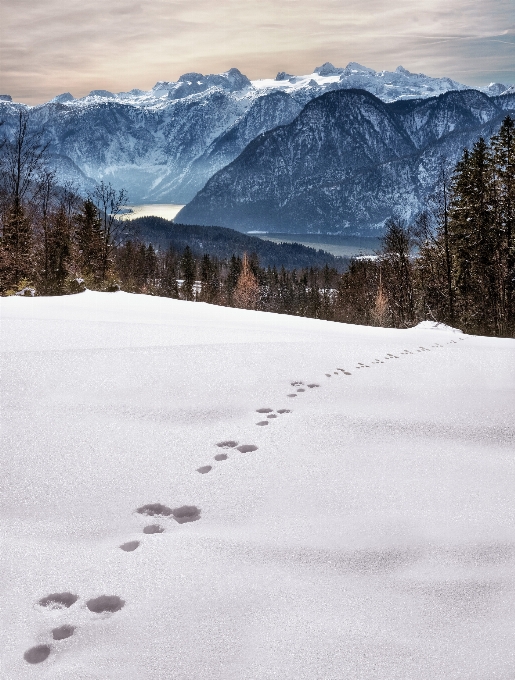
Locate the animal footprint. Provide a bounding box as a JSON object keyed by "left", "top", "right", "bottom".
{"left": 214, "top": 453, "right": 228, "bottom": 461}
{"left": 136, "top": 503, "right": 201, "bottom": 524}
{"left": 297, "top": 388, "right": 305, "bottom": 392}
{"left": 307, "top": 384, "right": 319, "bottom": 388}
{"left": 24, "top": 645, "right": 51, "bottom": 664}
{"left": 237, "top": 444, "right": 258, "bottom": 453}
{"left": 120, "top": 540, "right": 140, "bottom": 552}
{"left": 325, "top": 374, "right": 331, "bottom": 377}
{"left": 256, "top": 421, "right": 269, "bottom": 426}
{"left": 136, "top": 503, "right": 174, "bottom": 517}
{"left": 38, "top": 593, "right": 78, "bottom": 610}
{"left": 291, "top": 381, "right": 304, "bottom": 386}
{"left": 143, "top": 524, "right": 164, "bottom": 534}
{"left": 256, "top": 408, "right": 273, "bottom": 413}
{"left": 267, "top": 414, "right": 277, "bottom": 418}
{"left": 277, "top": 409, "right": 291, "bottom": 414}
{"left": 86, "top": 595, "right": 125, "bottom": 614}
{"left": 287, "top": 393, "right": 297, "bottom": 397}
{"left": 172, "top": 506, "right": 201, "bottom": 523}
{"left": 52, "top": 625, "right": 75, "bottom": 640}
{"left": 216, "top": 440, "right": 238, "bottom": 448}
{"left": 197, "top": 465, "right": 212, "bottom": 473}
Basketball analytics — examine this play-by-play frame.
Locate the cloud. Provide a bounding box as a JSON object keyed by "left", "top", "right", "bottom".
{"left": 0, "top": 0, "right": 513, "bottom": 103}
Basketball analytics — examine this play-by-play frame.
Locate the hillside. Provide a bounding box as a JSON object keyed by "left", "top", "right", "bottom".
{"left": 177, "top": 88, "right": 515, "bottom": 234}
{"left": 1, "top": 292, "right": 514, "bottom": 678}
{"left": 128, "top": 216, "right": 349, "bottom": 269}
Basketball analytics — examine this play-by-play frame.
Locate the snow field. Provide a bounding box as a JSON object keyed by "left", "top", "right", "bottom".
{"left": 1, "top": 291, "right": 514, "bottom": 679}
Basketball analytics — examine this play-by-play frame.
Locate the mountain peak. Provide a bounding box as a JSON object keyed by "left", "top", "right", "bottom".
{"left": 50, "top": 92, "right": 74, "bottom": 103}
{"left": 88, "top": 89, "right": 115, "bottom": 98}
{"left": 395, "top": 66, "right": 412, "bottom": 76}
{"left": 314, "top": 62, "right": 342, "bottom": 76}
{"left": 275, "top": 72, "right": 294, "bottom": 81}
{"left": 345, "top": 62, "right": 376, "bottom": 74}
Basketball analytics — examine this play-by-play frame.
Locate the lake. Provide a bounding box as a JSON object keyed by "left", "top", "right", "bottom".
{"left": 122, "top": 204, "right": 186, "bottom": 221}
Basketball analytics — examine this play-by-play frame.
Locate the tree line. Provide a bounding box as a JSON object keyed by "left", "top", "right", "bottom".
{"left": 1, "top": 110, "right": 514, "bottom": 337}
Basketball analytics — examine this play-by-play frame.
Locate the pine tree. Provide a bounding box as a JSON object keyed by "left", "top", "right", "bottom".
{"left": 226, "top": 254, "right": 241, "bottom": 305}
{"left": 75, "top": 199, "right": 103, "bottom": 282}
{"left": 0, "top": 203, "right": 33, "bottom": 291}
{"left": 448, "top": 139, "right": 496, "bottom": 332}
{"left": 180, "top": 245, "right": 196, "bottom": 300}
{"left": 45, "top": 206, "right": 72, "bottom": 294}
{"left": 490, "top": 116, "right": 515, "bottom": 334}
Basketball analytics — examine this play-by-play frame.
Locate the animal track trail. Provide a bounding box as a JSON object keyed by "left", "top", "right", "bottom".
{"left": 26, "top": 590, "right": 125, "bottom": 665}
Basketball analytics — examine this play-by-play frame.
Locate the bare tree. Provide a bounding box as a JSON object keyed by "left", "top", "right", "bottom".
{"left": 90, "top": 180, "right": 128, "bottom": 281}
{"left": 0, "top": 110, "right": 49, "bottom": 288}
{"left": 1, "top": 110, "right": 49, "bottom": 210}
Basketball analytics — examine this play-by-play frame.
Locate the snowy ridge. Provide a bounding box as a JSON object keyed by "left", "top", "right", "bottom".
{"left": 37, "top": 63, "right": 513, "bottom": 107}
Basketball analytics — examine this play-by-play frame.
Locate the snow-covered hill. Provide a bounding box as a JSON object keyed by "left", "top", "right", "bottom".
{"left": 1, "top": 292, "right": 515, "bottom": 678}
{"left": 0, "top": 64, "right": 511, "bottom": 204}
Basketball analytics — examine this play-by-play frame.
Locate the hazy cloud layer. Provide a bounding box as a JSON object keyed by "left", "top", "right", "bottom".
{"left": 0, "top": 0, "right": 513, "bottom": 104}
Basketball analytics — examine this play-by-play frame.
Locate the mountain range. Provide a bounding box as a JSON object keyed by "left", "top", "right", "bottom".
{"left": 1, "top": 63, "right": 514, "bottom": 234}
{"left": 177, "top": 88, "right": 515, "bottom": 234}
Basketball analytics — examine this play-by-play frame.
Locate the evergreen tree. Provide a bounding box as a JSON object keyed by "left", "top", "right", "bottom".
{"left": 180, "top": 245, "right": 196, "bottom": 300}
{"left": 490, "top": 116, "right": 515, "bottom": 333}
{"left": 448, "top": 139, "right": 496, "bottom": 332}
{"left": 75, "top": 199, "right": 103, "bottom": 281}
{"left": 45, "top": 206, "right": 72, "bottom": 294}
{"left": 0, "top": 203, "right": 33, "bottom": 290}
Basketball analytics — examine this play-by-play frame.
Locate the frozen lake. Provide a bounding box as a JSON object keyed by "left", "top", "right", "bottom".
{"left": 122, "top": 204, "right": 185, "bottom": 221}
{"left": 255, "top": 233, "right": 381, "bottom": 258}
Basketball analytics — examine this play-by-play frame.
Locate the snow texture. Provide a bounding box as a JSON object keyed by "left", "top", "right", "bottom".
{"left": 1, "top": 291, "right": 514, "bottom": 678}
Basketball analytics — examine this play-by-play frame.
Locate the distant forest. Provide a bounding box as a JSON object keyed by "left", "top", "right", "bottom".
{"left": 1, "top": 110, "right": 514, "bottom": 338}
{"left": 128, "top": 216, "right": 348, "bottom": 270}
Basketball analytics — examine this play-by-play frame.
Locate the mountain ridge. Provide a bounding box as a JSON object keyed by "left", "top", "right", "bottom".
{"left": 176, "top": 88, "right": 515, "bottom": 234}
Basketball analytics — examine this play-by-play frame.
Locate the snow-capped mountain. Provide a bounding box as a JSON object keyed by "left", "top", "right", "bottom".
{"left": 0, "top": 64, "right": 511, "bottom": 205}
{"left": 176, "top": 89, "right": 515, "bottom": 234}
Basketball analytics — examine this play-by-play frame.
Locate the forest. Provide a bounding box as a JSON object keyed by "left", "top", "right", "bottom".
{"left": 1, "top": 110, "right": 514, "bottom": 338}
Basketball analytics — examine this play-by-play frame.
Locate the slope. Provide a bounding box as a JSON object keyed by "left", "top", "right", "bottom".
{"left": 1, "top": 292, "right": 514, "bottom": 679}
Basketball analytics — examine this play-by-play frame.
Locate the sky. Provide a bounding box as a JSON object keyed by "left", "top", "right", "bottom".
{"left": 0, "top": 0, "right": 514, "bottom": 105}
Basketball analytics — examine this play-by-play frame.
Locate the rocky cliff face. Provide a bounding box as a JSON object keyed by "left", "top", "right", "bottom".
{"left": 1, "top": 64, "right": 510, "bottom": 206}
{"left": 176, "top": 89, "right": 515, "bottom": 234}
